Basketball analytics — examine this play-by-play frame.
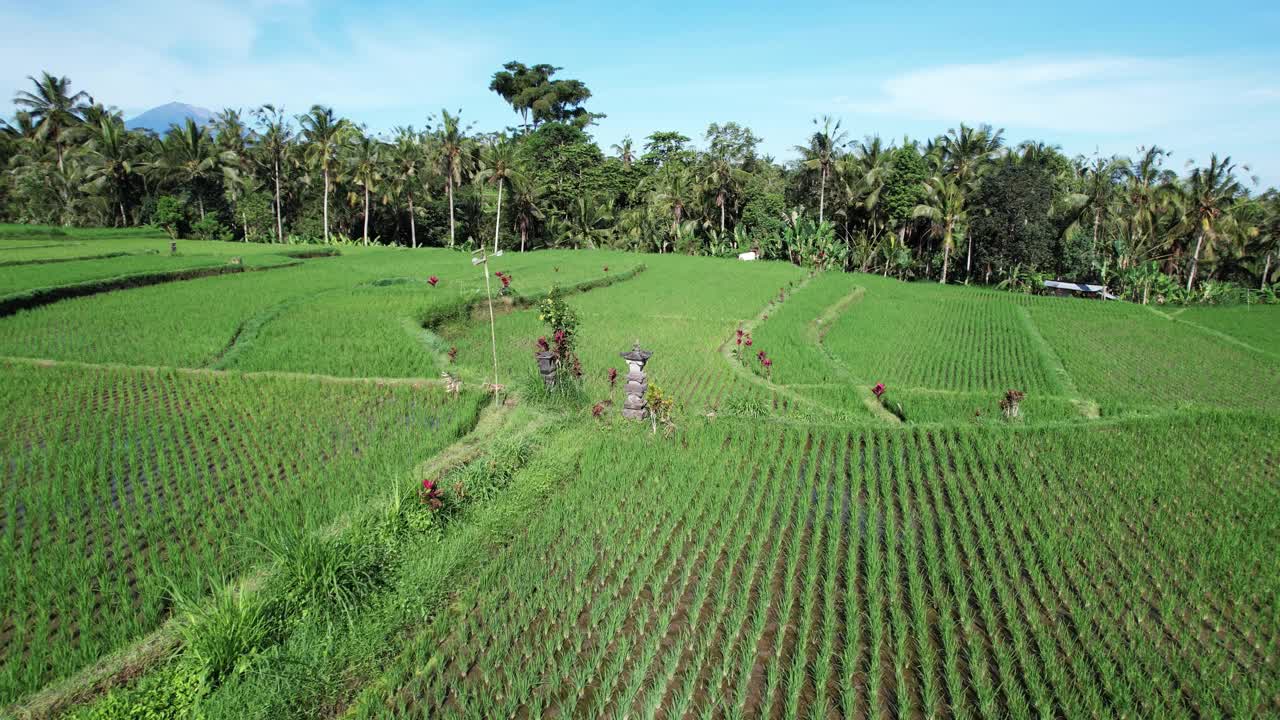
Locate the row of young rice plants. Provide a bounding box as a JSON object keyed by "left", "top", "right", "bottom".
{"left": 0, "top": 360, "right": 485, "bottom": 704}
{"left": 0, "top": 226, "right": 287, "bottom": 264}
{"left": 442, "top": 254, "right": 805, "bottom": 416}
{"left": 738, "top": 271, "right": 857, "bottom": 387}
{"left": 0, "top": 254, "right": 235, "bottom": 297}
{"left": 220, "top": 251, "right": 642, "bottom": 379}
{"left": 822, "top": 274, "right": 1062, "bottom": 395}
{"left": 0, "top": 250, "right": 462, "bottom": 367}
{"left": 340, "top": 408, "right": 1278, "bottom": 719}
{"left": 1173, "top": 304, "right": 1280, "bottom": 357}
{"left": 1026, "top": 295, "right": 1280, "bottom": 413}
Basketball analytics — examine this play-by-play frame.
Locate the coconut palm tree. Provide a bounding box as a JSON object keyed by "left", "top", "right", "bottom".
{"left": 509, "top": 174, "right": 545, "bottom": 252}
{"left": 1183, "top": 154, "right": 1247, "bottom": 291}
{"left": 430, "top": 109, "right": 473, "bottom": 248}
{"left": 564, "top": 196, "right": 613, "bottom": 249}
{"left": 252, "top": 104, "right": 291, "bottom": 244}
{"left": 13, "top": 72, "right": 92, "bottom": 172}
{"left": 1118, "top": 146, "right": 1177, "bottom": 270}
{"left": 913, "top": 174, "right": 967, "bottom": 284}
{"left": 939, "top": 123, "right": 1004, "bottom": 189}
{"left": 793, "top": 116, "right": 847, "bottom": 224}
{"left": 1072, "top": 154, "right": 1124, "bottom": 255}
{"left": 148, "top": 118, "right": 238, "bottom": 220}
{"left": 1259, "top": 192, "right": 1280, "bottom": 289}
{"left": 611, "top": 137, "right": 636, "bottom": 168}
{"left": 298, "top": 105, "right": 352, "bottom": 243}
{"left": 701, "top": 157, "right": 746, "bottom": 233}
{"left": 346, "top": 133, "right": 382, "bottom": 246}
{"left": 650, "top": 167, "right": 695, "bottom": 253}
{"left": 389, "top": 127, "right": 426, "bottom": 248}
{"left": 81, "top": 118, "right": 137, "bottom": 227}
{"left": 476, "top": 138, "right": 520, "bottom": 253}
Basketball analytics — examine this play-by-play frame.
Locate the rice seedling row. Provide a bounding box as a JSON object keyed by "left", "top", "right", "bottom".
{"left": 345, "top": 411, "right": 1279, "bottom": 719}
{"left": 0, "top": 361, "right": 484, "bottom": 703}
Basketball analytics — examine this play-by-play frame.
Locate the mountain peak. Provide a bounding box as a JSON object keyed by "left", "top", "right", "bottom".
{"left": 125, "top": 102, "right": 216, "bottom": 134}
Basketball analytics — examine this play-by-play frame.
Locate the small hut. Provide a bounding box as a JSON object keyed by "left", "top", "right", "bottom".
{"left": 1042, "top": 280, "right": 1117, "bottom": 300}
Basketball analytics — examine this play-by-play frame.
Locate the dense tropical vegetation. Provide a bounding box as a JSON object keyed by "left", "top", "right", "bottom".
{"left": 3, "top": 65, "right": 1278, "bottom": 302}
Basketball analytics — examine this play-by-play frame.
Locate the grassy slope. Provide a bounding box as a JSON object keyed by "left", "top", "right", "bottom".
{"left": 1, "top": 232, "right": 1277, "bottom": 717}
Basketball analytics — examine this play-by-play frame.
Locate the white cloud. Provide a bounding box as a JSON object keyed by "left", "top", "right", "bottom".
{"left": 0, "top": 0, "right": 492, "bottom": 119}
{"left": 847, "top": 55, "right": 1280, "bottom": 135}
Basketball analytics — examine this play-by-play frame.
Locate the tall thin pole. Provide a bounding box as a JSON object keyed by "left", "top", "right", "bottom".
{"left": 480, "top": 252, "right": 500, "bottom": 404}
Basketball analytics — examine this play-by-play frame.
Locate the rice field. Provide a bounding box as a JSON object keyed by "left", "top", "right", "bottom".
{"left": 0, "top": 360, "right": 484, "bottom": 701}
{"left": 1, "top": 229, "right": 1278, "bottom": 718}
{"left": 351, "top": 414, "right": 1280, "bottom": 719}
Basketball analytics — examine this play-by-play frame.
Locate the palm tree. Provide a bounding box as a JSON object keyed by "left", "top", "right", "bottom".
{"left": 611, "top": 137, "right": 636, "bottom": 168}
{"left": 939, "top": 123, "right": 1005, "bottom": 189}
{"left": 252, "top": 104, "right": 292, "bottom": 244}
{"left": 1071, "top": 154, "right": 1123, "bottom": 255}
{"left": 298, "top": 105, "right": 352, "bottom": 243}
{"left": 565, "top": 196, "right": 613, "bottom": 249}
{"left": 213, "top": 108, "right": 249, "bottom": 156}
{"left": 936, "top": 123, "right": 1003, "bottom": 275}
{"left": 650, "top": 167, "right": 695, "bottom": 253}
{"left": 430, "top": 109, "right": 472, "bottom": 248}
{"left": 913, "top": 175, "right": 967, "bottom": 284}
{"left": 82, "top": 118, "right": 136, "bottom": 227}
{"left": 345, "top": 133, "right": 382, "bottom": 246}
{"left": 1118, "top": 146, "right": 1177, "bottom": 270}
{"left": 794, "top": 116, "right": 847, "bottom": 224}
{"left": 1183, "top": 154, "right": 1246, "bottom": 291}
{"left": 701, "top": 157, "right": 745, "bottom": 233}
{"left": 13, "top": 72, "right": 92, "bottom": 172}
{"left": 1260, "top": 193, "right": 1280, "bottom": 289}
{"left": 148, "top": 118, "right": 238, "bottom": 220}
{"left": 476, "top": 138, "right": 520, "bottom": 253}
{"left": 389, "top": 127, "right": 426, "bottom": 248}
{"left": 509, "top": 174, "right": 545, "bottom": 252}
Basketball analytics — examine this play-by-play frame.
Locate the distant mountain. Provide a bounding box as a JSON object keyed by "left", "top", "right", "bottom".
{"left": 125, "top": 102, "right": 216, "bottom": 134}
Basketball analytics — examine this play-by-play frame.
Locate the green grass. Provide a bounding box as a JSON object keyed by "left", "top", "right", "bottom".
{"left": 1027, "top": 295, "right": 1280, "bottom": 413}
{"left": 1, "top": 228, "right": 1278, "bottom": 718}
{"left": 1175, "top": 303, "right": 1280, "bottom": 357}
{"left": 344, "top": 413, "right": 1280, "bottom": 719}
{"left": 0, "top": 360, "right": 484, "bottom": 703}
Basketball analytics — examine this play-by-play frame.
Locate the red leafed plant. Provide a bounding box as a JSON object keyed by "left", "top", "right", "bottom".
{"left": 420, "top": 478, "right": 445, "bottom": 510}
{"left": 873, "top": 382, "right": 886, "bottom": 398}
{"left": 608, "top": 367, "right": 618, "bottom": 387}
{"left": 427, "top": 275, "right": 439, "bottom": 287}
{"left": 447, "top": 347, "right": 458, "bottom": 363}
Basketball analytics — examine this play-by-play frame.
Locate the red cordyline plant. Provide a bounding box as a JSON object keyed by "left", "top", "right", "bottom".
{"left": 427, "top": 275, "right": 439, "bottom": 287}
{"left": 420, "top": 478, "right": 445, "bottom": 510}
{"left": 873, "top": 382, "right": 886, "bottom": 398}
{"left": 608, "top": 367, "right": 618, "bottom": 387}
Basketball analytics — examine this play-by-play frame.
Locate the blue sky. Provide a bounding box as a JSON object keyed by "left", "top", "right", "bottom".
{"left": 5, "top": 0, "right": 1280, "bottom": 186}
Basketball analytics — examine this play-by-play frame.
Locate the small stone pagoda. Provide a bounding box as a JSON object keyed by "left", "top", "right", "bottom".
{"left": 534, "top": 351, "right": 557, "bottom": 390}
{"left": 619, "top": 342, "right": 653, "bottom": 420}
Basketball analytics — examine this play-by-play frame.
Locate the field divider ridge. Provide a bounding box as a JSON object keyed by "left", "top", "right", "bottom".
{"left": 0, "top": 259, "right": 303, "bottom": 317}
{"left": 0, "top": 355, "right": 449, "bottom": 389}
{"left": 1143, "top": 303, "right": 1278, "bottom": 360}
{"left": 7, "top": 398, "right": 527, "bottom": 720}
{"left": 716, "top": 272, "right": 875, "bottom": 422}
{"left": 1014, "top": 305, "right": 1099, "bottom": 419}
{"left": 801, "top": 283, "right": 903, "bottom": 423}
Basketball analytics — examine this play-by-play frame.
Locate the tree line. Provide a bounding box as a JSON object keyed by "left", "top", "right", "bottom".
{"left": 3, "top": 65, "right": 1278, "bottom": 301}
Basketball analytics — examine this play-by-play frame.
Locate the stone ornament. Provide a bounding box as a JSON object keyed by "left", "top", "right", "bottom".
{"left": 619, "top": 342, "right": 653, "bottom": 420}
